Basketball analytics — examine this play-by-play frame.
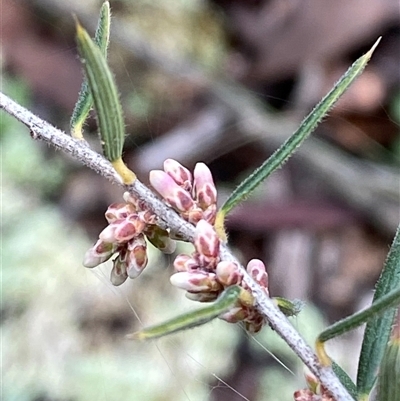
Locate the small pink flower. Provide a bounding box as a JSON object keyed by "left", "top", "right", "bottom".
{"left": 83, "top": 240, "right": 116, "bottom": 268}
{"left": 105, "top": 203, "right": 136, "bottom": 223}
{"left": 193, "top": 162, "right": 217, "bottom": 210}
{"left": 126, "top": 235, "right": 148, "bottom": 278}
{"left": 170, "top": 271, "right": 221, "bottom": 292}
{"left": 194, "top": 219, "right": 220, "bottom": 260}
{"left": 163, "top": 159, "right": 192, "bottom": 192}
{"left": 246, "top": 259, "right": 269, "bottom": 290}
{"left": 173, "top": 254, "right": 198, "bottom": 272}
{"left": 187, "top": 206, "right": 204, "bottom": 225}
{"left": 114, "top": 215, "right": 146, "bottom": 242}
{"left": 201, "top": 204, "right": 217, "bottom": 225}
{"left": 216, "top": 261, "right": 243, "bottom": 286}
{"left": 150, "top": 170, "right": 194, "bottom": 212}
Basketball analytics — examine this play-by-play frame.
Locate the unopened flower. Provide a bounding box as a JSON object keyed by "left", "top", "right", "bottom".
{"left": 125, "top": 235, "right": 148, "bottom": 278}
{"left": 163, "top": 158, "right": 192, "bottom": 191}
{"left": 216, "top": 261, "right": 243, "bottom": 286}
{"left": 173, "top": 254, "right": 199, "bottom": 272}
{"left": 246, "top": 259, "right": 269, "bottom": 290}
{"left": 194, "top": 219, "right": 220, "bottom": 267}
{"left": 150, "top": 160, "right": 217, "bottom": 225}
{"left": 150, "top": 170, "right": 195, "bottom": 212}
{"left": 83, "top": 239, "right": 116, "bottom": 268}
{"left": 170, "top": 271, "right": 222, "bottom": 292}
{"left": 105, "top": 202, "right": 136, "bottom": 223}
{"left": 193, "top": 163, "right": 217, "bottom": 209}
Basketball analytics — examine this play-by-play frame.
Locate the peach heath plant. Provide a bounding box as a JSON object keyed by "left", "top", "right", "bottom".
{"left": 2, "top": 2, "right": 399, "bottom": 401}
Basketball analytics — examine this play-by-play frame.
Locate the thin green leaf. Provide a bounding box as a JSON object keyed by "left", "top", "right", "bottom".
{"left": 75, "top": 19, "right": 124, "bottom": 162}
{"left": 318, "top": 286, "right": 400, "bottom": 344}
{"left": 219, "top": 38, "right": 381, "bottom": 217}
{"left": 377, "top": 336, "right": 400, "bottom": 401}
{"left": 357, "top": 224, "right": 400, "bottom": 395}
{"left": 128, "top": 285, "right": 241, "bottom": 340}
{"left": 71, "top": 1, "right": 111, "bottom": 139}
{"left": 332, "top": 361, "right": 358, "bottom": 400}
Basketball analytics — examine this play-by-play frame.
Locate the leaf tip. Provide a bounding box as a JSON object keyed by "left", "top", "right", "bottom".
{"left": 365, "top": 37, "right": 382, "bottom": 60}
{"left": 126, "top": 331, "right": 144, "bottom": 341}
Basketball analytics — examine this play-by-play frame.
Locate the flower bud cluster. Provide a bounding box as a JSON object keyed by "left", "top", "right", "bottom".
{"left": 83, "top": 192, "right": 176, "bottom": 286}
{"left": 171, "top": 218, "right": 270, "bottom": 333}
{"left": 149, "top": 159, "right": 217, "bottom": 225}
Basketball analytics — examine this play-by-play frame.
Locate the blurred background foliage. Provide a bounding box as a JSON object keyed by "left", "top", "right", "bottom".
{"left": 1, "top": 0, "right": 399, "bottom": 400}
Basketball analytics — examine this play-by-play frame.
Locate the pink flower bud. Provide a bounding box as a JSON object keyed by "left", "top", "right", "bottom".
{"left": 116, "top": 215, "right": 146, "bottom": 241}
{"left": 99, "top": 222, "right": 120, "bottom": 243}
{"left": 170, "top": 271, "right": 221, "bottom": 292}
{"left": 246, "top": 259, "right": 269, "bottom": 289}
{"left": 110, "top": 257, "right": 128, "bottom": 286}
{"left": 138, "top": 210, "right": 157, "bottom": 225}
{"left": 216, "top": 261, "right": 243, "bottom": 286}
{"left": 126, "top": 235, "right": 148, "bottom": 278}
{"left": 150, "top": 170, "right": 194, "bottom": 212}
{"left": 193, "top": 163, "right": 217, "bottom": 209}
{"left": 187, "top": 207, "right": 204, "bottom": 225}
{"left": 105, "top": 203, "right": 136, "bottom": 223}
{"left": 202, "top": 204, "right": 217, "bottom": 225}
{"left": 83, "top": 240, "right": 116, "bottom": 268}
{"left": 163, "top": 159, "right": 192, "bottom": 191}
{"left": 173, "top": 254, "right": 198, "bottom": 272}
{"left": 194, "top": 219, "right": 220, "bottom": 259}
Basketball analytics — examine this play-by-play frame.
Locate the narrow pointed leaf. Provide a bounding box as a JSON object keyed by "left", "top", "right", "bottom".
{"left": 219, "top": 38, "right": 381, "bottom": 218}
{"left": 71, "top": 1, "right": 111, "bottom": 139}
{"left": 332, "top": 362, "right": 358, "bottom": 400}
{"left": 129, "top": 285, "right": 241, "bottom": 340}
{"left": 357, "top": 224, "right": 400, "bottom": 395}
{"left": 377, "top": 335, "right": 400, "bottom": 401}
{"left": 317, "top": 286, "right": 400, "bottom": 344}
{"left": 75, "top": 20, "right": 124, "bottom": 163}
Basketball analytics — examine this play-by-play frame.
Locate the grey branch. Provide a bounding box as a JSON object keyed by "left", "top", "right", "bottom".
{"left": 0, "top": 91, "right": 353, "bottom": 401}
